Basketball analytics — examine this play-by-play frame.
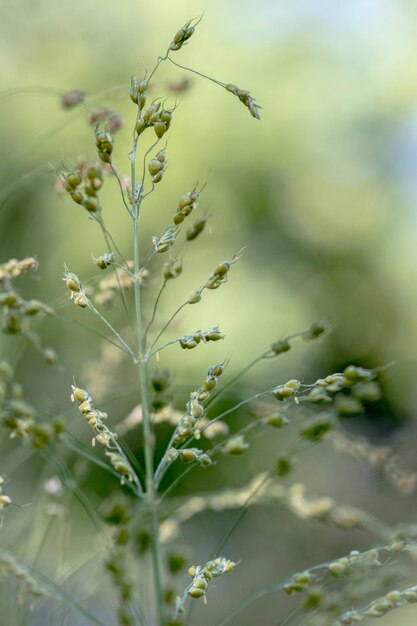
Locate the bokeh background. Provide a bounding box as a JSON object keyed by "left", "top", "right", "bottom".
{"left": 2, "top": 0, "right": 417, "bottom": 624}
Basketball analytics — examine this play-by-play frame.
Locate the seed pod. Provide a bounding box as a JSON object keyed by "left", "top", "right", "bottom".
{"left": 170, "top": 20, "right": 196, "bottom": 51}
{"left": 22, "top": 300, "right": 45, "bottom": 316}
{"left": 186, "top": 217, "right": 207, "bottom": 241}
{"left": 135, "top": 118, "right": 147, "bottom": 135}
{"left": 224, "top": 435, "right": 249, "bottom": 455}
{"left": 65, "top": 171, "right": 82, "bottom": 189}
{"left": 188, "top": 586, "right": 205, "bottom": 599}
{"left": 214, "top": 262, "right": 230, "bottom": 276}
{"left": 130, "top": 77, "right": 140, "bottom": 104}
{"left": 72, "top": 292, "right": 88, "bottom": 308}
{"left": 163, "top": 259, "right": 182, "bottom": 280}
{"left": 335, "top": 396, "right": 363, "bottom": 418}
{"left": 307, "top": 388, "right": 332, "bottom": 405}
{"left": 276, "top": 455, "right": 293, "bottom": 477}
{"left": 154, "top": 121, "right": 167, "bottom": 138}
{"left": 83, "top": 197, "right": 99, "bottom": 212}
{"left": 151, "top": 369, "right": 171, "bottom": 392}
{"left": 160, "top": 110, "right": 172, "bottom": 124}
{"left": 0, "top": 292, "right": 19, "bottom": 307}
{"left": 70, "top": 190, "right": 84, "bottom": 204}
{"left": 271, "top": 339, "right": 291, "bottom": 355}
{"left": 303, "top": 319, "right": 330, "bottom": 341}
{"left": 179, "top": 449, "right": 197, "bottom": 463}
{"left": 148, "top": 159, "right": 163, "bottom": 176}
{"left": 264, "top": 414, "right": 289, "bottom": 428}
{"left": 43, "top": 348, "right": 58, "bottom": 365}
{"left": 94, "top": 253, "right": 114, "bottom": 270}
{"left": 204, "top": 328, "right": 224, "bottom": 342}
{"left": 188, "top": 289, "right": 202, "bottom": 304}
{"left": 273, "top": 385, "right": 295, "bottom": 401}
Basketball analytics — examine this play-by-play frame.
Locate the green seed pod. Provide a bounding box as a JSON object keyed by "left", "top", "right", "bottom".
{"left": 83, "top": 197, "right": 99, "bottom": 212}
{"left": 180, "top": 338, "right": 198, "bottom": 349}
{"left": 302, "top": 319, "right": 330, "bottom": 341}
{"left": 64, "top": 272, "right": 81, "bottom": 291}
{"left": 209, "top": 363, "right": 225, "bottom": 378}
{"left": 152, "top": 171, "right": 163, "bottom": 184}
{"left": 188, "top": 289, "right": 202, "bottom": 304}
{"left": 79, "top": 400, "right": 93, "bottom": 414}
{"left": 189, "top": 399, "right": 204, "bottom": 418}
{"left": 178, "top": 194, "right": 192, "bottom": 210}
{"left": 205, "top": 328, "right": 224, "bottom": 341}
{"left": 203, "top": 377, "right": 217, "bottom": 392}
{"left": 23, "top": 300, "right": 45, "bottom": 316}
{"left": 148, "top": 159, "right": 163, "bottom": 176}
{"left": 173, "top": 212, "right": 185, "bottom": 225}
{"left": 286, "top": 379, "right": 301, "bottom": 391}
{"left": 192, "top": 577, "right": 208, "bottom": 591}
{"left": 225, "top": 83, "right": 238, "bottom": 94}
{"left": 84, "top": 183, "right": 97, "bottom": 198}
{"left": 214, "top": 262, "right": 230, "bottom": 276}
{"left": 135, "top": 118, "right": 147, "bottom": 135}
{"left": 352, "top": 381, "right": 381, "bottom": 402}
{"left": 160, "top": 110, "right": 172, "bottom": 124}
{"left": 151, "top": 369, "right": 171, "bottom": 392}
{"left": 154, "top": 121, "right": 167, "bottom": 138}
{"left": 168, "top": 553, "right": 187, "bottom": 574}
{"left": 273, "top": 385, "right": 295, "bottom": 401}
{"left": 71, "top": 386, "right": 90, "bottom": 403}
{"left": 43, "top": 348, "right": 58, "bottom": 365}
{"left": 66, "top": 171, "right": 82, "bottom": 188}
{"left": 70, "top": 190, "right": 84, "bottom": 204}
{"left": 156, "top": 149, "right": 167, "bottom": 163}
{"left": 186, "top": 217, "right": 207, "bottom": 241}
{"left": 336, "top": 396, "right": 363, "bottom": 418}
{"left": 264, "top": 414, "right": 289, "bottom": 428}
{"left": 188, "top": 586, "right": 205, "bottom": 599}
{"left": 276, "top": 455, "right": 293, "bottom": 477}
{"left": 163, "top": 259, "right": 182, "bottom": 280}
{"left": 301, "top": 419, "right": 332, "bottom": 441}
{"left": 0, "top": 292, "right": 19, "bottom": 307}
{"left": 179, "top": 449, "right": 197, "bottom": 463}
{"left": 224, "top": 435, "right": 249, "bottom": 455}
{"left": 149, "top": 112, "right": 160, "bottom": 125}
{"left": 2, "top": 314, "right": 20, "bottom": 334}
{"left": 271, "top": 339, "right": 291, "bottom": 355}
{"left": 73, "top": 292, "right": 88, "bottom": 308}
{"left": 307, "top": 388, "right": 332, "bottom": 405}
{"left": 130, "top": 77, "right": 140, "bottom": 104}
{"left": 94, "top": 252, "right": 114, "bottom": 270}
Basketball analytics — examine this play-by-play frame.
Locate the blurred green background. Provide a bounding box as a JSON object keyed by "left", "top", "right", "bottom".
{"left": 2, "top": 0, "right": 417, "bottom": 624}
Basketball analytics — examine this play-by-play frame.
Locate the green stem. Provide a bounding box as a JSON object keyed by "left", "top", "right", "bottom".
{"left": 132, "top": 154, "right": 166, "bottom": 625}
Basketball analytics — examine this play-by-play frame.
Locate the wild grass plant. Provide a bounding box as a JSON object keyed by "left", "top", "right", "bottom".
{"left": 1, "top": 16, "right": 417, "bottom": 626}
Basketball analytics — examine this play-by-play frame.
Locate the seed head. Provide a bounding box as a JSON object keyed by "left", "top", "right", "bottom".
{"left": 225, "top": 83, "right": 261, "bottom": 120}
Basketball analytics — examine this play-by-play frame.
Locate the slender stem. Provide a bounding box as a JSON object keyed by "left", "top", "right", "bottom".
{"left": 147, "top": 301, "right": 188, "bottom": 356}
{"left": 87, "top": 301, "right": 136, "bottom": 361}
{"left": 167, "top": 57, "right": 225, "bottom": 88}
{"left": 93, "top": 213, "right": 133, "bottom": 331}
{"left": 144, "top": 279, "right": 167, "bottom": 345}
{"left": 132, "top": 130, "right": 166, "bottom": 623}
